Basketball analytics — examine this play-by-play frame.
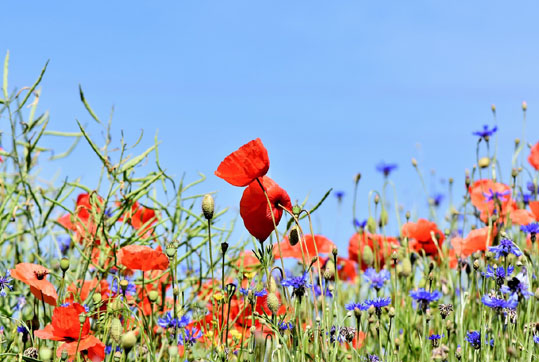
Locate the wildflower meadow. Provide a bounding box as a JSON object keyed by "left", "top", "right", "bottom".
{"left": 0, "top": 53, "right": 538, "bottom": 362}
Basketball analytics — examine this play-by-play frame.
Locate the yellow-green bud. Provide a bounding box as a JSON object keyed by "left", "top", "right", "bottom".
{"left": 367, "top": 217, "right": 377, "bottom": 234}
{"left": 92, "top": 293, "right": 102, "bottom": 304}
{"left": 478, "top": 157, "right": 490, "bottom": 169}
{"left": 165, "top": 243, "right": 176, "bottom": 258}
{"left": 121, "top": 331, "right": 137, "bottom": 350}
{"left": 399, "top": 258, "right": 412, "bottom": 277}
{"left": 148, "top": 290, "right": 159, "bottom": 303}
{"left": 411, "top": 158, "right": 418, "bottom": 167}
{"left": 168, "top": 345, "right": 178, "bottom": 356}
{"left": 39, "top": 347, "right": 53, "bottom": 361}
{"left": 267, "top": 276, "right": 277, "bottom": 294}
{"left": 362, "top": 245, "right": 374, "bottom": 267}
{"left": 354, "top": 173, "right": 361, "bottom": 184}
{"left": 267, "top": 292, "right": 280, "bottom": 314}
{"left": 110, "top": 318, "right": 123, "bottom": 342}
{"left": 119, "top": 280, "right": 129, "bottom": 293}
{"left": 202, "top": 194, "right": 215, "bottom": 220}
{"left": 292, "top": 204, "right": 301, "bottom": 216}
{"left": 289, "top": 226, "right": 300, "bottom": 246}
{"left": 522, "top": 101, "right": 527, "bottom": 111}
{"left": 323, "top": 259, "right": 335, "bottom": 280}
{"left": 491, "top": 104, "right": 496, "bottom": 112}
{"left": 379, "top": 208, "right": 388, "bottom": 227}
{"left": 534, "top": 287, "right": 539, "bottom": 300}
{"left": 60, "top": 258, "right": 70, "bottom": 272}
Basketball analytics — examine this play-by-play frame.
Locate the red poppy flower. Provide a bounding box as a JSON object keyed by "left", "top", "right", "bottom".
{"left": 274, "top": 234, "right": 335, "bottom": 260}
{"left": 215, "top": 138, "right": 270, "bottom": 187}
{"left": 58, "top": 193, "right": 104, "bottom": 243}
{"left": 468, "top": 179, "right": 515, "bottom": 223}
{"left": 348, "top": 232, "right": 399, "bottom": 270}
{"left": 10, "top": 263, "right": 58, "bottom": 306}
{"left": 117, "top": 245, "right": 169, "bottom": 271}
{"left": 451, "top": 226, "right": 496, "bottom": 258}
{"left": 528, "top": 142, "right": 539, "bottom": 170}
{"left": 34, "top": 303, "right": 105, "bottom": 361}
{"left": 65, "top": 279, "right": 110, "bottom": 306}
{"left": 319, "top": 256, "right": 358, "bottom": 282}
{"left": 402, "top": 219, "right": 445, "bottom": 257}
{"left": 235, "top": 251, "right": 261, "bottom": 272}
{"left": 118, "top": 201, "right": 158, "bottom": 237}
{"left": 511, "top": 200, "right": 539, "bottom": 226}
{"left": 239, "top": 176, "right": 292, "bottom": 242}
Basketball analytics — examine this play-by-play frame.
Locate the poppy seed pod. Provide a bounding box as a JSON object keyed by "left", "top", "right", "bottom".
{"left": 267, "top": 292, "right": 280, "bottom": 314}
{"left": 289, "top": 226, "right": 300, "bottom": 246}
{"left": 121, "top": 331, "right": 137, "bottom": 350}
{"left": 60, "top": 258, "right": 70, "bottom": 272}
{"left": 202, "top": 194, "right": 214, "bottom": 220}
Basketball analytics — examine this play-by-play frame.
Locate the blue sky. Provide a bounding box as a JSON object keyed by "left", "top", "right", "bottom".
{"left": 3, "top": 1, "right": 539, "bottom": 251}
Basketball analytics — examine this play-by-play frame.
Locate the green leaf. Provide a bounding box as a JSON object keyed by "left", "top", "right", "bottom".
{"left": 119, "top": 143, "right": 158, "bottom": 174}
{"left": 76, "top": 120, "right": 110, "bottom": 170}
{"left": 16, "top": 59, "right": 49, "bottom": 112}
{"left": 79, "top": 85, "right": 102, "bottom": 124}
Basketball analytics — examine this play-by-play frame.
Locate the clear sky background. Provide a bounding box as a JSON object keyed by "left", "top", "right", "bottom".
{"left": 3, "top": 1, "right": 539, "bottom": 252}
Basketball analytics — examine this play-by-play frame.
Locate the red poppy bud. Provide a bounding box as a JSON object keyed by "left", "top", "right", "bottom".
{"left": 239, "top": 176, "right": 292, "bottom": 242}
{"left": 215, "top": 138, "right": 270, "bottom": 187}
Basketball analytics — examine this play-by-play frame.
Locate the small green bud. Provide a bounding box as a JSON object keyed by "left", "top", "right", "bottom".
{"left": 79, "top": 314, "right": 86, "bottom": 324}
{"left": 367, "top": 217, "right": 377, "bottom": 234}
{"left": 92, "top": 293, "right": 102, "bottom": 304}
{"left": 379, "top": 208, "right": 388, "bottom": 227}
{"left": 119, "top": 279, "right": 129, "bottom": 293}
{"left": 292, "top": 204, "right": 301, "bottom": 216}
{"left": 60, "top": 258, "right": 70, "bottom": 272}
{"left": 323, "top": 259, "right": 335, "bottom": 280}
{"left": 267, "top": 292, "right": 280, "bottom": 314}
{"left": 121, "top": 331, "right": 137, "bottom": 350}
{"left": 202, "top": 194, "right": 215, "bottom": 220}
{"left": 148, "top": 290, "right": 159, "bottom": 303}
{"left": 110, "top": 318, "right": 123, "bottom": 342}
{"left": 39, "top": 347, "right": 53, "bottom": 361}
{"left": 399, "top": 258, "right": 412, "bottom": 277}
{"left": 361, "top": 245, "right": 374, "bottom": 267}
{"left": 478, "top": 157, "right": 490, "bottom": 169}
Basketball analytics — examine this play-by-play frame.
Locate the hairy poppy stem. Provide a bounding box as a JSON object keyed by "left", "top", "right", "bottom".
{"left": 40, "top": 291, "right": 48, "bottom": 323}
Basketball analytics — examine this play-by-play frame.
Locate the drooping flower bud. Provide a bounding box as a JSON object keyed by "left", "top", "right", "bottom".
{"left": 361, "top": 245, "right": 374, "bottom": 267}
{"left": 121, "top": 331, "right": 137, "bottom": 350}
{"left": 478, "top": 157, "right": 490, "bottom": 169}
{"left": 323, "top": 259, "right": 335, "bottom": 280}
{"left": 267, "top": 292, "right": 280, "bottom": 314}
{"left": 289, "top": 226, "right": 300, "bottom": 246}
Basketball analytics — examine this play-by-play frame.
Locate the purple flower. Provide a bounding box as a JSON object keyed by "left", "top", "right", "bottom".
{"left": 0, "top": 271, "right": 13, "bottom": 297}
{"left": 482, "top": 265, "right": 514, "bottom": 286}
{"left": 534, "top": 335, "right": 539, "bottom": 344}
{"left": 429, "top": 333, "right": 443, "bottom": 347}
{"left": 465, "top": 331, "right": 481, "bottom": 349}
{"left": 278, "top": 321, "right": 294, "bottom": 331}
{"left": 334, "top": 191, "right": 345, "bottom": 201}
{"left": 354, "top": 218, "right": 367, "bottom": 229}
{"left": 363, "top": 297, "right": 391, "bottom": 316}
{"left": 410, "top": 288, "right": 442, "bottom": 312}
{"left": 158, "top": 312, "right": 190, "bottom": 329}
{"left": 430, "top": 193, "right": 444, "bottom": 207}
{"left": 281, "top": 271, "right": 312, "bottom": 300}
{"left": 178, "top": 327, "right": 202, "bottom": 346}
{"left": 472, "top": 125, "right": 498, "bottom": 139}
{"left": 481, "top": 293, "right": 518, "bottom": 311}
{"left": 521, "top": 222, "right": 539, "bottom": 235}
{"left": 483, "top": 189, "right": 510, "bottom": 202}
{"left": 488, "top": 239, "right": 522, "bottom": 259}
{"left": 363, "top": 268, "right": 390, "bottom": 290}
{"left": 345, "top": 302, "right": 369, "bottom": 312}
{"left": 239, "top": 286, "right": 267, "bottom": 298}
{"left": 376, "top": 161, "right": 398, "bottom": 177}
{"left": 500, "top": 269, "right": 533, "bottom": 300}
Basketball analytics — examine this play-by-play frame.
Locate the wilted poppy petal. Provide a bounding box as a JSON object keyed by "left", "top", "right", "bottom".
{"left": 215, "top": 138, "right": 270, "bottom": 187}
{"left": 528, "top": 142, "right": 539, "bottom": 170}
{"left": 239, "top": 176, "right": 292, "bottom": 242}
{"left": 117, "top": 244, "right": 169, "bottom": 271}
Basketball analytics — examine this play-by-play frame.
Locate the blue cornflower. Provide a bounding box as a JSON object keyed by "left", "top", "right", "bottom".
{"left": 430, "top": 193, "right": 444, "bottom": 207}
{"left": 481, "top": 293, "right": 518, "bottom": 311}
{"left": 58, "top": 236, "right": 71, "bottom": 256}
{"left": 534, "top": 335, "right": 539, "bottom": 344}
{"left": 482, "top": 265, "right": 514, "bottom": 286}
{"left": 239, "top": 286, "right": 267, "bottom": 298}
{"left": 428, "top": 333, "right": 443, "bottom": 347}
{"left": 465, "top": 331, "right": 481, "bottom": 349}
{"left": 501, "top": 270, "right": 533, "bottom": 299}
{"left": 483, "top": 189, "right": 511, "bottom": 202}
{"left": 521, "top": 223, "right": 539, "bottom": 243}
{"left": 363, "top": 268, "right": 390, "bottom": 290}
{"left": 105, "top": 345, "right": 121, "bottom": 354}
{"left": 520, "top": 192, "right": 533, "bottom": 205}
{"left": 410, "top": 288, "right": 442, "bottom": 312}
{"left": 345, "top": 302, "right": 369, "bottom": 313}
{"left": 178, "top": 327, "right": 202, "bottom": 346}
{"left": 376, "top": 161, "right": 398, "bottom": 177}
{"left": 0, "top": 271, "right": 13, "bottom": 297}
{"left": 488, "top": 239, "right": 522, "bottom": 259}
{"left": 278, "top": 321, "right": 294, "bottom": 331}
{"left": 281, "top": 271, "right": 312, "bottom": 300}
{"left": 334, "top": 191, "right": 345, "bottom": 201}
{"left": 363, "top": 297, "right": 391, "bottom": 317}
{"left": 13, "top": 296, "right": 26, "bottom": 311}
{"left": 366, "top": 355, "right": 381, "bottom": 362}
{"left": 111, "top": 279, "right": 137, "bottom": 296}
{"left": 313, "top": 284, "right": 333, "bottom": 298}
{"left": 17, "top": 325, "right": 29, "bottom": 341}
{"left": 157, "top": 312, "right": 190, "bottom": 329}
{"left": 354, "top": 218, "right": 367, "bottom": 229}
{"left": 472, "top": 125, "right": 498, "bottom": 139}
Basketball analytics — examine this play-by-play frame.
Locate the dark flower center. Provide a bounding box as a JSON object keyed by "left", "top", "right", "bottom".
{"left": 34, "top": 270, "right": 48, "bottom": 280}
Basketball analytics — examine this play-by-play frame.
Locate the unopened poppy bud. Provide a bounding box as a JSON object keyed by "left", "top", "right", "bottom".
{"left": 367, "top": 217, "right": 377, "bottom": 233}
{"left": 173, "top": 287, "right": 179, "bottom": 296}
{"left": 60, "top": 258, "right": 70, "bottom": 272}
{"left": 221, "top": 242, "right": 228, "bottom": 254}
{"left": 289, "top": 226, "right": 300, "bottom": 246}
{"left": 388, "top": 307, "right": 395, "bottom": 318}
{"left": 39, "top": 347, "right": 53, "bottom": 361}
{"left": 391, "top": 251, "right": 398, "bottom": 262}
{"left": 354, "top": 173, "right": 361, "bottom": 184}
{"left": 367, "top": 305, "right": 375, "bottom": 316}
{"left": 446, "top": 319, "right": 454, "bottom": 332}
{"left": 148, "top": 290, "right": 159, "bottom": 303}
{"left": 267, "top": 292, "right": 280, "bottom": 314}
{"left": 323, "top": 259, "right": 335, "bottom": 280}
{"left": 362, "top": 245, "right": 374, "bottom": 267}
{"left": 354, "top": 307, "right": 362, "bottom": 319}
{"left": 411, "top": 158, "right": 418, "bottom": 167}
{"left": 165, "top": 243, "right": 176, "bottom": 258}
{"left": 478, "top": 157, "right": 490, "bottom": 169}
{"left": 522, "top": 101, "right": 527, "bottom": 111}
{"left": 168, "top": 345, "right": 178, "bottom": 356}
{"left": 202, "top": 194, "right": 214, "bottom": 220}
{"left": 292, "top": 204, "right": 301, "bottom": 216}
{"left": 515, "top": 138, "right": 520, "bottom": 146}
{"left": 374, "top": 195, "right": 380, "bottom": 205}
{"left": 332, "top": 246, "right": 338, "bottom": 256}
{"left": 379, "top": 208, "right": 388, "bottom": 227}
{"left": 511, "top": 168, "right": 518, "bottom": 178}
{"left": 491, "top": 104, "right": 496, "bottom": 113}
{"left": 399, "top": 258, "right": 412, "bottom": 277}
{"left": 121, "top": 331, "right": 137, "bottom": 350}
{"left": 405, "top": 211, "right": 411, "bottom": 221}
{"left": 92, "top": 293, "right": 102, "bottom": 304}
{"left": 110, "top": 318, "right": 123, "bottom": 342}
{"left": 473, "top": 259, "right": 480, "bottom": 270}
{"left": 267, "top": 276, "right": 277, "bottom": 293}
